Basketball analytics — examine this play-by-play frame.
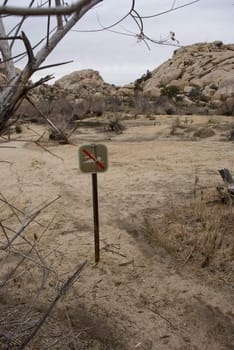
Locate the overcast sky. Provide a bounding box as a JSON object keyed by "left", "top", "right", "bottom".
{"left": 3, "top": 0, "right": 234, "bottom": 86}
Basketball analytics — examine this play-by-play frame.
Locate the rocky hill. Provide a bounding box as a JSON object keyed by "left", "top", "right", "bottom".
{"left": 3, "top": 41, "right": 234, "bottom": 121}
{"left": 48, "top": 41, "right": 234, "bottom": 116}
{"left": 140, "top": 41, "right": 234, "bottom": 115}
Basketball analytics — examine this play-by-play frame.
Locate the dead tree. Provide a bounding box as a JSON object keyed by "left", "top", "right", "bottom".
{"left": 0, "top": 0, "right": 200, "bottom": 133}
{"left": 0, "top": 0, "right": 103, "bottom": 133}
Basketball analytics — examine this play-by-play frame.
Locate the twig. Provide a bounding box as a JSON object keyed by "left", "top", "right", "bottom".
{"left": 62, "top": 302, "right": 78, "bottom": 350}
{"left": 18, "top": 261, "right": 87, "bottom": 350}
{"left": 0, "top": 195, "right": 44, "bottom": 227}
{"left": 0, "top": 192, "right": 22, "bottom": 224}
{"left": 26, "top": 125, "right": 43, "bottom": 137}
{"left": 1, "top": 195, "right": 61, "bottom": 250}
{"left": 0, "top": 247, "right": 32, "bottom": 289}
{"left": 0, "top": 221, "right": 10, "bottom": 244}
{"left": 0, "top": 216, "right": 56, "bottom": 289}
{"left": 102, "top": 247, "right": 127, "bottom": 258}
{"left": 182, "top": 245, "right": 196, "bottom": 266}
{"left": 102, "top": 242, "right": 127, "bottom": 258}
{"left": 34, "top": 141, "right": 64, "bottom": 161}
{"left": 0, "top": 160, "right": 13, "bottom": 164}
{"left": 150, "top": 307, "right": 177, "bottom": 329}
{"left": 119, "top": 259, "right": 134, "bottom": 267}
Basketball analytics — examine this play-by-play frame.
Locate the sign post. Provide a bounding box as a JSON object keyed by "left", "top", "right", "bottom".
{"left": 92, "top": 172, "right": 100, "bottom": 263}
{"left": 79, "top": 144, "right": 108, "bottom": 263}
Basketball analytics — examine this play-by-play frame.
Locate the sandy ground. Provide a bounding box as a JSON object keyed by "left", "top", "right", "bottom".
{"left": 0, "top": 114, "right": 234, "bottom": 349}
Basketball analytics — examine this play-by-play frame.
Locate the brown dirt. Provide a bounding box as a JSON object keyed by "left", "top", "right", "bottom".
{"left": 0, "top": 114, "right": 234, "bottom": 350}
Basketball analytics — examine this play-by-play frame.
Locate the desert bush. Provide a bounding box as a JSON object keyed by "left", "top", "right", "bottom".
{"left": 169, "top": 117, "right": 181, "bottom": 135}
{"left": 106, "top": 96, "right": 124, "bottom": 113}
{"left": 149, "top": 95, "right": 177, "bottom": 115}
{"left": 160, "top": 85, "right": 180, "bottom": 99}
{"left": 0, "top": 195, "right": 86, "bottom": 349}
{"left": 107, "top": 117, "right": 126, "bottom": 134}
{"left": 193, "top": 127, "right": 215, "bottom": 138}
{"left": 188, "top": 87, "right": 209, "bottom": 103}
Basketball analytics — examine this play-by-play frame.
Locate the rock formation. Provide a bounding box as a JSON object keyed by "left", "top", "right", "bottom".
{"left": 4, "top": 41, "right": 234, "bottom": 120}
{"left": 141, "top": 41, "right": 234, "bottom": 114}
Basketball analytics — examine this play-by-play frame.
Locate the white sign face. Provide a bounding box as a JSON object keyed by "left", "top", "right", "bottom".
{"left": 79, "top": 144, "right": 108, "bottom": 173}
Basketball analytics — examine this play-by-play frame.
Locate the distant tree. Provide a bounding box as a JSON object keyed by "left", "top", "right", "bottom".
{"left": 134, "top": 69, "right": 152, "bottom": 91}
{"left": 161, "top": 85, "right": 180, "bottom": 99}
{"left": 0, "top": 0, "right": 200, "bottom": 133}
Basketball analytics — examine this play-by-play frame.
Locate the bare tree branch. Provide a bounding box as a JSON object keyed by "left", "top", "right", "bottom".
{"left": 18, "top": 261, "right": 87, "bottom": 350}
{"left": 21, "top": 31, "right": 35, "bottom": 64}
{"left": 1, "top": 195, "right": 61, "bottom": 250}
{"left": 55, "top": 0, "right": 64, "bottom": 29}
{"left": 9, "top": 0, "right": 36, "bottom": 49}
{"left": 0, "top": 0, "right": 103, "bottom": 16}
{"left": 139, "top": 0, "right": 200, "bottom": 18}
{"left": 26, "top": 96, "right": 69, "bottom": 144}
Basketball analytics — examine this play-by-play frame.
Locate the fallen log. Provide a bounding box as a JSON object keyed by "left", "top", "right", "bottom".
{"left": 216, "top": 168, "right": 234, "bottom": 203}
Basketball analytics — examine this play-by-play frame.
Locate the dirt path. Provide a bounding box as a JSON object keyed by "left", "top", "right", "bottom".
{"left": 0, "top": 115, "right": 234, "bottom": 349}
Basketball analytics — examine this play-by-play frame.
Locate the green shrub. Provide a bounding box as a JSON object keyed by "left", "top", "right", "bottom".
{"left": 134, "top": 70, "right": 152, "bottom": 90}
{"left": 160, "top": 85, "right": 180, "bottom": 99}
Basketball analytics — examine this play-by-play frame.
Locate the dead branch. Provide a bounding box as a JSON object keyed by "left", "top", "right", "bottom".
{"left": 21, "top": 31, "right": 35, "bottom": 64}
{"left": 182, "top": 245, "right": 196, "bottom": 266}
{"left": 0, "top": 0, "right": 103, "bottom": 16}
{"left": 35, "top": 59, "right": 73, "bottom": 72}
{"left": 23, "top": 75, "right": 54, "bottom": 94}
{"left": 102, "top": 242, "right": 127, "bottom": 258}
{"left": 18, "top": 261, "right": 87, "bottom": 350}
{"left": 0, "top": 160, "right": 13, "bottom": 163}
{"left": 0, "top": 215, "right": 56, "bottom": 290}
{"left": 150, "top": 306, "right": 177, "bottom": 329}
{"left": 0, "top": 191, "right": 22, "bottom": 224}
{"left": 62, "top": 301, "right": 77, "bottom": 349}
{"left": 217, "top": 168, "right": 234, "bottom": 204}
{"left": 55, "top": 0, "right": 63, "bottom": 30}
{"left": 0, "top": 221, "right": 10, "bottom": 244}
{"left": 1, "top": 195, "right": 61, "bottom": 250}
{"left": 0, "top": 145, "right": 16, "bottom": 148}
{"left": 26, "top": 96, "right": 69, "bottom": 144}
{"left": 0, "top": 195, "right": 44, "bottom": 227}
{"left": 34, "top": 141, "right": 64, "bottom": 161}
{"left": 9, "top": 0, "right": 36, "bottom": 49}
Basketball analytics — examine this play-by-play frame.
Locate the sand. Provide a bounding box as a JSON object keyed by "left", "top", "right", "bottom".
{"left": 0, "top": 114, "right": 233, "bottom": 349}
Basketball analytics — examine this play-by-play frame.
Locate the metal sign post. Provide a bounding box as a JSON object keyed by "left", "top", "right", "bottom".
{"left": 92, "top": 172, "right": 100, "bottom": 263}
{"left": 78, "top": 144, "right": 108, "bottom": 263}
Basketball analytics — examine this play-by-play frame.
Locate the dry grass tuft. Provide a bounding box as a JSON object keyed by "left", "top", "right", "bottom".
{"left": 138, "top": 191, "right": 233, "bottom": 278}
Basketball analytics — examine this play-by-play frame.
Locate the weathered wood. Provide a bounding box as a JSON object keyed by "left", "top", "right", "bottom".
{"left": 217, "top": 168, "right": 234, "bottom": 203}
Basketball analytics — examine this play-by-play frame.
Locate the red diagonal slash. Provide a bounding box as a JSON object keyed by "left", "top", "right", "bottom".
{"left": 82, "top": 148, "right": 105, "bottom": 170}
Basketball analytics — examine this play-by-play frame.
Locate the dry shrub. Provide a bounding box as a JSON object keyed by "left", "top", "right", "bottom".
{"left": 0, "top": 195, "right": 85, "bottom": 349}
{"left": 193, "top": 127, "right": 215, "bottom": 138}
{"left": 107, "top": 117, "right": 126, "bottom": 134}
{"left": 138, "top": 193, "right": 233, "bottom": 278}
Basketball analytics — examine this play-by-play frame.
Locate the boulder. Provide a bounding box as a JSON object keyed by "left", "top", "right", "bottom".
{"left": 55, "top": 69, "right": 105, "bottom": 91}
